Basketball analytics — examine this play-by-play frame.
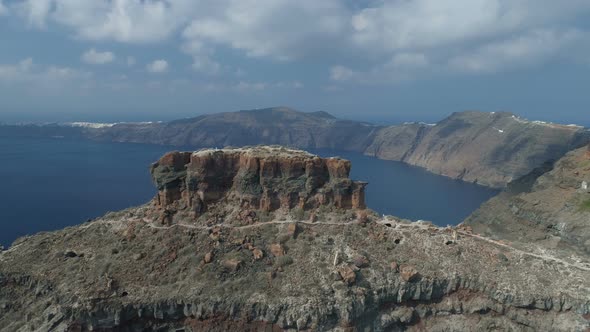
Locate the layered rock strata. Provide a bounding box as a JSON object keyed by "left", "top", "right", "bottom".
{"left": 150, "top": 146, "right": 367, "bottom": 224}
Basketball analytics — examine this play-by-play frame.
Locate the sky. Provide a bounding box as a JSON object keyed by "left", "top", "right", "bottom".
{"left": 1, "top": 0, "right": 590, "bottom": 125}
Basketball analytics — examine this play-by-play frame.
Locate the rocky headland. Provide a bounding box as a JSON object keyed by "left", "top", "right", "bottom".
{"left": 1, "top": 147, "right": 589, "bottom": 331}
{"left": 464, "top": 143, "right": 590, "bottom": 257}
{"left": 2, "top": 108, "right": 588, "bottom": 188}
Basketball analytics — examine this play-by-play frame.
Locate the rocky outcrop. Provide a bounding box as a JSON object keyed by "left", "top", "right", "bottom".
{"left": 3, "top": 108, "right": 588, "bottom": 188}
{"left": 464, "top": 143, "right": 590, "bottom": 256}
{"left": 1, "top": 146, "right": 589, "bottom": 331}
{"left": 150, "top": 147, "right": 366, "bottom": 224}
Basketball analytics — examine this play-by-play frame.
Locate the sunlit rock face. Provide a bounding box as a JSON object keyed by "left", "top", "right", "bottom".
{"left": 150, "top": 146, "right": 367, "bottom": 222}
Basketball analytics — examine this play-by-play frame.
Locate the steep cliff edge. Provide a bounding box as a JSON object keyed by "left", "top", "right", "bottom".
{"left": 366, "top": 111, "right": 589, "bottom": 187}
{"left": 1, "top": 147, "right": 589, "bottom": 331}
{"left": 464, "top": 143, "right": 590, "bottom": 256}
{"left": 149, "top": 147, "right": 366, "bottom": 225}
{"left": 3, "top": 107, "right": 588, "bottom": 188}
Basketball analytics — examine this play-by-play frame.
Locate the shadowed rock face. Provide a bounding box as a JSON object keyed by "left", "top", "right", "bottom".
{"left": 150, "top": 147, "right": 367, "bottom": 223}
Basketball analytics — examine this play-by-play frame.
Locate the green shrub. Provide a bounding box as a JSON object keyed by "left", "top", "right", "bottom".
{"left": 292, "top": 208, "right": 305, "bottom": 220}
{"left": 275, "top": 255, "right": 294, "bottom": 267}
{"left": 579, "top": 199, "right": 590, "bottom": 212}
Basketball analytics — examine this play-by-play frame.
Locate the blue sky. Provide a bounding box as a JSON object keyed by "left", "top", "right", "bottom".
{"left": 1, "top": 0, "right": 590, "bottom": 125}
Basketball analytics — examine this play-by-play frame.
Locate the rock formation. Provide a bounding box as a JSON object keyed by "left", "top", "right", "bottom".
{"left": 149, "top": 146, "right": 366, "bottom": 224}
{"left": 465, "top": 143, "right": 590, "bottom": 256}
{"left": 3, "top": 107, "right": 589, "bottom": 188}
{"left": 1, "top": 146, "right": 589, "bottom": 331}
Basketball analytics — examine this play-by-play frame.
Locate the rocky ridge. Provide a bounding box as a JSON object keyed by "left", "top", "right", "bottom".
{"left": 465, "top": 143, "right": 590, "bottom": 257}
{"left": 2, "top": 108, "right": 588, "bottom": 188}
{"left": 150, "top": 146, "right": 367, "bottom": 225}
{"left": 1, "top": 147, "right": 589, "bottom": 331}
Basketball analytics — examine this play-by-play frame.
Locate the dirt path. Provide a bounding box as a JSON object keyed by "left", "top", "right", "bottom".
{"left": 138, "top": 217, "right": 590, "bottom": 272}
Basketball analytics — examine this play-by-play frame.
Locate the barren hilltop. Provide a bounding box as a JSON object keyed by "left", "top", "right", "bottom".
{"left": 1, "top": 146, "right": 589, "bottom": 331}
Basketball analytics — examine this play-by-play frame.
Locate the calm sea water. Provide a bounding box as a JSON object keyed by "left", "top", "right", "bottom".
{"left": 0, "top": 138, "right": 498, "bottom": 247}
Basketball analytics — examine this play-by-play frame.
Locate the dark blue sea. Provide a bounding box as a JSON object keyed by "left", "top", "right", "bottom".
{"left": 0, "top": 138, "right": 498, "bottom": 247}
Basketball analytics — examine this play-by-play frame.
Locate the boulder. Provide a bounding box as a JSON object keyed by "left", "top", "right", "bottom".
{"left": 252, "top": 248, "right": 264, "bottom": 260}
{"left": 269, "top": 244, "right": 285, "bottom": 257}
{"left": 400, "top": 265, "right": 419, "bottom": 282}
{"left": 204, "top": 252, "right": 214, "bottom": 264}
{"left": 338, "top": 265, "right": 356, "bottom": 285}
{"left": 223, "top": 259, "right": 241, "bottom": 272}
{"left": 352, "top": 255, "right": 369, "bottom": 268}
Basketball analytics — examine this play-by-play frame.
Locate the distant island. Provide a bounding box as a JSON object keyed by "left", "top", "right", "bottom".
{"left": 2, "top": 107, "right": 589, "bottom": 188}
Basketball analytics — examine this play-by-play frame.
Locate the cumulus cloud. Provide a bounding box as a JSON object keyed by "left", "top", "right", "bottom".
{"left": 0, "top": 58, "right": 91, "bottom": 85}
{"left": 449, "top": 29, "right": 586, "bottom": 73}
{"left": 81, "top": 49, "right": 115, "bottom": 65}
{"left": 182, "top": 0, "right": 349, "bottom": 61}
{"left": 18, "top": 0, "right": 198, "bottom": 42}
{"left": 350, "top": 0, "right": 590, "bottom": 53}
{"left": 0, "top": 0, "right": 8, "bottom": 15}
{"left": 12, "top": 0, "right": 590, "bottom": 83}
{"left": 147, "top": 59, "right": 168, "bottom": 73}
{"left": 330, "top": 66, "right": 356, "bottom": 81}
{"left": 181, "top": 40, "right": 222, "bottom": 74}
{"left": 387, "top": 53, "right": 429, "bottom": 68}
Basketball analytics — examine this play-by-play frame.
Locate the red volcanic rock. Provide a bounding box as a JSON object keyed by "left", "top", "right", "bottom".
{"left": 150, "top": 146, "right": 368, "bottom": 221}
{"left": 269, "top": 243, "right": 285, "bottom": 257}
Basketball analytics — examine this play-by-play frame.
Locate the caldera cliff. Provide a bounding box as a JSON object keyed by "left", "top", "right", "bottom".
{"left": 0, "top": 147, "right": 589, "bottom": 331}
{"left": 3, "top": 108, "right": 588, "bottom": 188}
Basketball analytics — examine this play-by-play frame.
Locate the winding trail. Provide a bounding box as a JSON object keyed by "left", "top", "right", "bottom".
{"left": 139, "top": 217, "right": 590, "bottom": 273}
{"left": 6, "top": 215, "right": 587, "bottom": 272}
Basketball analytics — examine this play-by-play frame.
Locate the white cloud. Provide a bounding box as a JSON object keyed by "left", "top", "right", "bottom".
{"left": 147, "top": 59, "right": 168, "bottom": 73}
{"left": 388, "top": 53, "right": 429, "bottom": 68}
{"left": 330, "top": 65, "right": 356, "bottom": 81}
{"left": 350, "top": 0, "right": 590, "bottom": 53}
{"left": 449, "top": 29, "right": 585, "bottom": 73}
{"left": 18, "top": 0, "right": 199, "bottom": 42}
{"left": 182, "top": 0, "right": 349, "bottom": 61}
{"left": 81, "top": 48, "right": 115, "bottom": 65}
{"left": 0, "top": 58, "right": 35, "bottom": 80}
{"left": 20, "top": 0, "right": 53, "bottom": 27}
{"left": 11, "top": 1, "right": 590, "bottom": 83}
{"left": 0, "top": 0, "right": 8, "bottom": 15}
{"left": 0, "top": 58, "right": 91, "bottom": 85}
{"left": 235, "top": 81, "right": 266, "bottom": 92}
{"left": 181, "top": 40, "right": 222, "bottom": 74}
{"left": 126, "top": 56, "right": 136, "bottom": 66}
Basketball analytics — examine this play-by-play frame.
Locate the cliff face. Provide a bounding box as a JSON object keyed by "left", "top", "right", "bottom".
{"left": 1, "top": 146, "right": 589, "bottom": 331}
{"left": 149, "top": 147, "right": 366, "bottom": 225}
{"left": 90, "top": 109, "right": 590, "bottom": 188}
{"left": 391, "top": 112, "right": 588, "bottom": 187}
{"left": 465, "top": 143, "right": 590, "bottom": 256}
{"left": 2, "top": 108, "right": 588, "bottom": 188}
